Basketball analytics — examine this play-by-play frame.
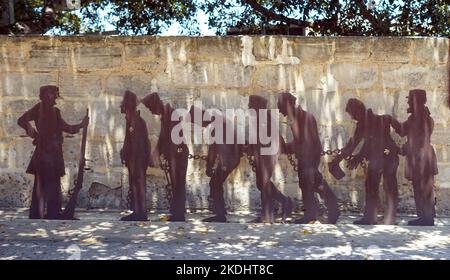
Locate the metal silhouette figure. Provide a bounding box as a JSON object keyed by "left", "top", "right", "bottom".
{"left": 188, "top": 106, "right": 243, "bottom": 223}
{"left": 18, "top": 85, "right": 88, "bottom": 220}
{"left": 142, "top": 92, "right": 189, "bottom": 222}
{"left": 277, "top": 92, "right": 340, "bottom": 224}
{"left": 391, "top": 89, "right": 438, "bottom": 226}
{"left": 330, "top": 98, "right": 400, "bottom": 225}
{"left": 247, "top": 95, "right": 293, "bottom": 224}
{"left": 119, "top": 90, "right": 150, "bottom": 221}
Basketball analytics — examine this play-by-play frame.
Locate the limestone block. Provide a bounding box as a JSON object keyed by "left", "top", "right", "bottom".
{"left": 73, "top": 46, "right": 122, "bottom": 70}
{"left": 59, "top": 74, "right": 102, "bottom": 97}
{"left": 414, "top": 38, "right": 449, "bottom": 65}
{"left": 106, "top": 74, "right": 153, "bottom": 96}
{"left": 335, "top": 38, "right": 372, "bottom": 62}
{"left": 27, "top": 47, "right": 70, "bottom": 71}
{"left": 329, "top": 63, "right": 378, "bottom": 89}
{"left": 0, "top": 73, "right": 55, "bottom": 97}
{"left": 372, "top": 38, "right": 411, "bottom": 63}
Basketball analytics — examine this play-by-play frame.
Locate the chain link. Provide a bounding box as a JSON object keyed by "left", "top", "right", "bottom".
{"left": 159, "top": 157, "right": 172, "bottom": 205}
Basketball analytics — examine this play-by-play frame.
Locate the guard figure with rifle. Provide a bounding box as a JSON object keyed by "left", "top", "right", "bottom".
{"left": 142, "top": 92, "right": 189, "bottom": 222}
{"left": 17, "top": 85, "right": 88, "bottom": 219}
{"left": 277, "top": 92, "right": 340, "bottom": 224}
{"left": 119, "top": 90, "right": 150, "bottom": 221}
{"left": 329, "top": 98, "right": 399, "bottom": 225}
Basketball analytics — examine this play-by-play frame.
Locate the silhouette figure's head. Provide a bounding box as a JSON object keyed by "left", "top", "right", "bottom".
{"left": 248, "top": 95, "right": 268, "bottom": 110}
{"left": 39, "top": 85, "right": 60, "bottom": 107}
{"left": 277, "top": 92, "right": 297, "bottom": 117}
{"left": 120, "top": 90, "right": 138, "bottom": 114}
{"left": 142, "top": 92, "right": 163, "bottom": 115}
{"left": 345, "top": 98, "right": 366, "bottom": 122}
{"left": 407, "top": 89, "right": 427, "bottom": 114}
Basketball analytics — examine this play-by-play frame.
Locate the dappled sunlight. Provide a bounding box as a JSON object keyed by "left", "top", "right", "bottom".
{"left": 1, "top": 209, "right": 450, "bottom": 259}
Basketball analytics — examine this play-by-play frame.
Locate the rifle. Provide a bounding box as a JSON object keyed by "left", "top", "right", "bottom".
{"left": 60, "top": 109, "right": 89, "bottom": 220}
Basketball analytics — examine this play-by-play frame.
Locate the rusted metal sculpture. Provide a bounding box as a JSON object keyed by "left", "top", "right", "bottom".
{"left": 119, "top": 90, "right": 150, "bottom": 221}
{"left": 277, "top": 92, "right": 340, "bottom": 224}
{"left": 330, "top": 98, "right": 399, "bottom": 225}
{"left": 17, "top": 85, "right": 88, "bottom": 219}
{"left": 142, "top": 92, "right": 189, "bottom": 222}
{"left": 188, "top": 106, "right": 243, "bottom": 223}
{"left": 391, "top": 89, "right": 438, "bottom": 226}
{"left": 247, "top": 95, "right": 293, "bottom": 224}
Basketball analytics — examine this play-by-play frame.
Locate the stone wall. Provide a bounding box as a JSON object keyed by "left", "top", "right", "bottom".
{"left": 0, "top": 36, "right": 449, "bottom": 214}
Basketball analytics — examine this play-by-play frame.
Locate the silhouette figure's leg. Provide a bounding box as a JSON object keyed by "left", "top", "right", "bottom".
{"left": 409, "top": 174, "right": 435, "bottom": 226}
{"left": 296, "top": 167, "right": 320, "bottom": 224}
{"left": 315, "top": 172, "right": 340, "bottom": 224}
{"left": 204, "top": 167, "right": 227, "bottom": 222}
{"left": 269, "top": 181, "right": 292, "bottom": 220}
{"left": 412, "top": 176, "right": 424, "bottom": 218}
{"left": 169, "top": 153, "right": 188, "bottom": 221}
{"left": 134, "top": 166, "right": 148, "bottom": 220}
{"left": 45, "top": 173, "right": 62, "bottom": 219}
{"left": 381, "top": 157, "right": 399, "bottom": 225}
{"left": 29, "top": 174, "right": 45, "bottom": 219}
{"left": 355, "top": 164, "right": 381, "bottom": 225}
{"left": 255, "top": 165, "right": 274, "bottom": 223}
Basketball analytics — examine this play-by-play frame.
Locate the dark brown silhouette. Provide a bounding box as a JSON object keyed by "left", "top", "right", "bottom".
{"left": 391, "top": 89, "right": 438, "bottom": 226}
{"left": 330, "top": 98, "right": 399, "bottom": 225}
{"left": 18, "top": 85, "right": 88, "bottom": 219}
{"left": 247, "top": 95, "right": 292, "bottom": 223}
{"left": 142, "top": 93, "right": 188, "bottom": 222}
{"left": 277, "top": 92, "right": 340, "bottom": 224}
{"left": 119, "top": 90, "right": 150, "bottom": 221}
{"left": 188, "top": 106, "right": 243, "bottom": 223}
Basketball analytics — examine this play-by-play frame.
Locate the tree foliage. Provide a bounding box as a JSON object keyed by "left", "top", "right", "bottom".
{"left": 1, "top": 0, "right": 449, "bottom": 36}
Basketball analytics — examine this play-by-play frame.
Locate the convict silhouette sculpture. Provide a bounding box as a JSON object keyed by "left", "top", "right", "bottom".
{"left": 188, "top": 105, "right": 243, "bottom": 223}
{"left": 119, "top": 90, "right": 150, "bottom": 221}
{"left": 18, "top": 85, "right": 88, "bottom": 219}
{"left": 330, "top": 99, "right": 399, "bottom": 225}
{"left": 142, "top": 92, "right": 189, "bottom": 222}
{"left": 391, "top": 89, "right": 438, "bottom": 226}
{"left": 277, "top": 92, "right": 340, "bottom": 224}
{"left": 247, "top": 95, "right": 292, "bottom": 223}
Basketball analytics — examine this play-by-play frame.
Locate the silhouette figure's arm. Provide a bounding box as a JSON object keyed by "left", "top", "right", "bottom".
{"left": 336, "top": 122, "right": 364, "bottom": 161}
{"left": 17, "top": 105, "right": 38, "bottom": 139}
{"left": 391, "top": 116, "right": 409, "bottom": 137}
{"left": 60, "top": 111, "right": 84, "bottom": 134}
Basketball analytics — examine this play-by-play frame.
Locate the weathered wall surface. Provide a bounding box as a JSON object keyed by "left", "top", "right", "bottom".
{"left": 0, "top": 36, "right": 449, "bottom": 214}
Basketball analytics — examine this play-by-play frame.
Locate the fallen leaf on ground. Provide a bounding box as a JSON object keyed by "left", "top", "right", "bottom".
{"left": 302, "top": 229, "right": 313, "bottom": 235}
{"left": 160, "top": 216, "right": 169, "bottom": 222}
{"left": 81, "top": 237, "right": 102, "bottom": 245}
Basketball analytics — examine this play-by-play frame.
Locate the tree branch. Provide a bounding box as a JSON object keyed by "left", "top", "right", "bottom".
{"left": 242, "top": 0, "right": 311, "bottom": 28}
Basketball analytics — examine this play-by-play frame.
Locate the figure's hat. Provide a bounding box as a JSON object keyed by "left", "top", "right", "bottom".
{"left": 278, "top": 92, "right": 297, "bottom": 104}
{"left": 39, "top": 85, "right": 60, "bottom": 100}
{"left": 407, "top": 89, "right": 427, "bottom": 104}
{"left": 122, "top": 90, "right": 138, "bottom": 109}
{"left": 141, "top": 92, "right": 161, "bottom": 107}
{"left": 249, "top": 95, "right": 269, "bottom": 109}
